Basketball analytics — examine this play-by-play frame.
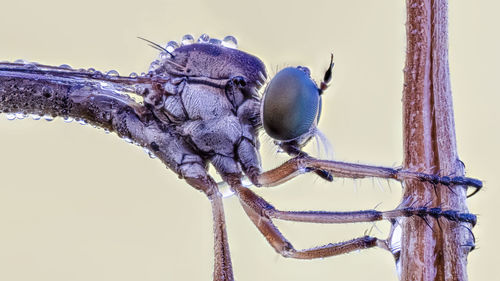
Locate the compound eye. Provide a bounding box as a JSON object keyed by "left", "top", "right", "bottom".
{"left": 262, "top": 67, "right": 320, "bottom": 141}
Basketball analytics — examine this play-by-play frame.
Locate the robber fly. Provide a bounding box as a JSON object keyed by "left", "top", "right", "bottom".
{"left": 0, "top": 34, "right": 481, "bottom": 281}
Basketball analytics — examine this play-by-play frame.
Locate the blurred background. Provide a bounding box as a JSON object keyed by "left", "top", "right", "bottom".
{"left": 0, "top": 0, "right": 496, "bottom": 280}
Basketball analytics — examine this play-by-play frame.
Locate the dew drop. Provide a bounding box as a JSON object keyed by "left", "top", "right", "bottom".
{"left": 159, "top": 52, "right": 171, "bottom": 60}
{"left": 14, "top": 59, "right": 29, "bottom": 64}
{"left": 106, "top": 70, "right": 119, "bottom": 77}
{"left": 128, "top": 72, "right": 138, "bottom": 78}
{"left": 5, "top": 113, "right": 16, "bottom": 120}
{"left": 222, "top": 36, "right": 238, "bottom": 49}
{"left": 24, "top": 63, "right": 38, "bottom": 69}
{"left": 43, "top": 115, "right": 54, "bottom": 121}
{"left": 87, "top": 68, "right": 96, "bottom": 73}
{"left": 197, "top": 33, "right": 210, "bottom": 43}
{"left": 208, "top": 38, "right": 222, "bottom": 45}
{"left": 41, "top": 86, "right": 54, "bottom": 98}
{"left": 59, "top": 64, "right": 72, "bottom": 69}
{"left": 31, "top": 114, "right": 41, "bottom": 120}
{"left": 63, "top": 117, "right": 74, "bottom": 123}
{"left": 78, "top": 119, "right": 87, "bottom": 125}
{"left": 143, "top": 147, "right": 157, "bottom": 159}
{"left": 241, "top": 176, "right": 254, "bottom": 188}
{"left": 123, "top": 137, "right": 132, "bottom": 143}
{"left": 165, "top": 41, "right": 179, "bottom": 53}
{"left": 92, "top": 70, "right": 104, "bottom": 78}
{"left": 181, "top": 34, "right": 194, "bottom": 45}
{"left": 104, "top": 128, "right": 110, "bottom": 134}
{"left": 134, "top": 85, "right": 148, "bottom": 96}
{"left": 217, "top": 181, "right": 235, "bottom": 198}
{"left": 149, "top": 60, "right": 161, "bottom": 72}
{"left": 15, "top": 113, "right": 26, "bottom": 119}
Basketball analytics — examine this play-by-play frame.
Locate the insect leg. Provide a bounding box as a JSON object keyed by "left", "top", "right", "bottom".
{"left": 225, "top": 175, "right": 475, "bottom": 260}
{"left": 224, "top": 178, "right": 388, "bottom": 259}
{"left": 183, "top": 170, "right": 234, "bottom": 281}
{"left": 253, "top": 156, "right": 482, "bottom": 193}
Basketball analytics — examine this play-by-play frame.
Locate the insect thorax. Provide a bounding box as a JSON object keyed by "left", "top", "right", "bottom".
{"left": 143, "top": 40, "right": 267, "bottom": 174}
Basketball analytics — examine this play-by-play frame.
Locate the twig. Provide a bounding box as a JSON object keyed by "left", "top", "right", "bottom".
{"left": 399, "top": 0, "right": 474, "bottom": 280}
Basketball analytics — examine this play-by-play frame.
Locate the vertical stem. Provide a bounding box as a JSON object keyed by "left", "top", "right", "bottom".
{"left": 400, "top": 0, "right": 474, "bottom": 280}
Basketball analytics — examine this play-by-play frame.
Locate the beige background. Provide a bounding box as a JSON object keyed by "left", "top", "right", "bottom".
{"left": 0, "top": 0, "right": 496, "bottom": 280}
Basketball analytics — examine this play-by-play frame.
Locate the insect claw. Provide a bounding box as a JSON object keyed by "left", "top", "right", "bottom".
{"left": 419, "top": 215, "right": 434, "bottom": 232}
{"left": 435, "top": 217, "right": 443, "bottom": 232}
{"left": 467, "top": 186, "right": 481, "bottom": 198}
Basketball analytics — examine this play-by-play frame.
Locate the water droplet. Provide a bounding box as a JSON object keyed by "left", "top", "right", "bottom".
{"left": 103, "top": 128, "right": 110, "bottom": 134}
{"left": 134, "top": 85, "right": 148, "bottom": 96}
{"left": 43, "top": 115, "right": 54, "bottom": 121}
{"left": 181, "top": 34, "right": 194, "bottom": 45}
{"left": 15, "top": 113, "right": 26, "bottom": 119}
{"left": 123, "top": 137, "right": 132, "bottom": 143}
{"left": 14, "top": 59, "right": 29, "bottom": 64}
{"left": 41, "top": 86, "right": 54, "bottom": 98}
{"left": 217, "top": 181, "right": 235, "bottom": 198}
{"left": 128, "top": 72, "right": 138, "bottom": 78}
{"left": 87, "top": 71, "right": 101, "bottom": 79}
{"left": 63, "top": 117, "right": 74, "bottom": 123}
{"left": 197, "top": 33, "right": 210, "bottom": 43}
{"left": 208, "top": 38, "right": 222, "bottom": 46}
{"left": 149, "top": 60, "right": 161, "bottom": 72}
{"left": 5, "top": 113, "right": 16, "bottom": 120}
{"left": 165, "top": 41, "right": 179, "bottom": 53}
{"left": 241, "top": 176, "right": 254, "bottom": 188}
{"left": 87, "top": 68, "right": 96, "bottom": 73}
{"left": 222, "top": 36, "right": 238, "bottom": 49}
{"left": 59, "top": 64, "right": 72, "bottom": 69}
{"left": 106, "top": 70, "right": 119, "bottom": 77}
{"left": 159, "top": 52, "right": 171, "bottom": 60}
{"left": 24, "top": 63, "right": 38, "bottom": 69}
{"left": 78, "top": 119, "right": 87, "bottom": 125}
{"left": 143, "top": 148, "right": 157, "bottom": 159}
{"left": 31, "top": 114, "right": 41, "bottom": 120}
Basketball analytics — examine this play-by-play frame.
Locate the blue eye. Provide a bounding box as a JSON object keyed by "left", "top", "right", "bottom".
{"left": 262, "top": 67, "right": 321, "bottom": 141}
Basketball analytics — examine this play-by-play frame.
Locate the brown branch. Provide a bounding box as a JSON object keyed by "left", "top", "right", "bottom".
{"left": 400, "top": 0, "right": 474, "bottom": 280}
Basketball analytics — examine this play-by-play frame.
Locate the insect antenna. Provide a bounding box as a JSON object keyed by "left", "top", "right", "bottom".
{"left": 319, "top": 53, "right": 334, "bottom": 94}
{"left": 137, "top": 36, "right": 175, "bottom": 58}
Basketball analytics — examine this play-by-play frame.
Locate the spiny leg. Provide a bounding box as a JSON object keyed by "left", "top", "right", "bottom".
{"left": 268, "top": 207, "right": 476, "bottom": 226}
{"left": 185, "top": 174, "right": 234, "bottom": 281}
{"left": 224, "top": 175, "right": 389, "bottom": 259}
{"left": 247, "top": 156, "right": 482, "bottom": 193}
{"left": 224, "top": 175, "right": 476, "bottom": 260}
{"left": 229, "top": 174, "right": 476, "bottom": 226}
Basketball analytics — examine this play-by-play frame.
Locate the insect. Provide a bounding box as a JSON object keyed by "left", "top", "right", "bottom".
{"left": 0, "top": 34, "right": 481, "bottom": 281}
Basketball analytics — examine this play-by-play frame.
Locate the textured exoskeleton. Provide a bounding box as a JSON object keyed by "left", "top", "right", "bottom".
{"left": 143, "top": 43, "right": 268, "bottom": 179}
